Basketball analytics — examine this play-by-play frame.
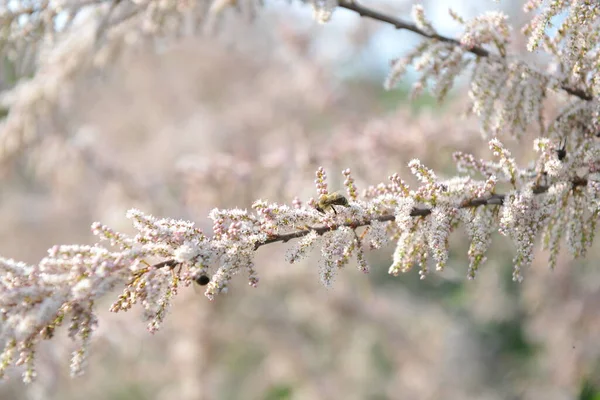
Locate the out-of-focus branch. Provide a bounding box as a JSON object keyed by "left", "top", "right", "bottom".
{"left": 336, "top": 0, "right": 593, "bottom": 101}
{"left": 154, "top": 177, "right": 588, "bottom": 269}
{"left": 338, "top": 0, "right": 489, "bottom": 57}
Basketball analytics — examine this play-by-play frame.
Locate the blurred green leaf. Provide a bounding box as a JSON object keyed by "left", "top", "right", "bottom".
{"left": 580, "top": 375, "right": 600, "bottom": 400}
{"left": 263, "top": 383, "right": 293, "bottom": 400}
{"left": 378, "top": 85, "right": 440, "bottom": 112}
{"left": 370, "top": 341, "right": 393, "bottom": 378}
{"left": 479, "top": 318, "right": 536, "bottom": 359}
{"left": 220, "top": 343, "right": 266, "bottom": 400}
{"left": 105, "top": 383, "right": 150, "bottom": 400}
{"left": 3, "top": 54, "right": 17, "bottom": 85}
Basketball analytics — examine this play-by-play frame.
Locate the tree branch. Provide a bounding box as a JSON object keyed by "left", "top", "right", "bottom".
{"left": 336, "top": 0, "right": 593, "bottom": 101}
{"left": 154, "top": 177, "right": 588, "bottom": 269}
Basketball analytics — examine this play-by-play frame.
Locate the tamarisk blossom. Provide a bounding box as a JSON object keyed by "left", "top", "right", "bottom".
{"left": 3, "top": 133, "right": 598, "bottom": 382}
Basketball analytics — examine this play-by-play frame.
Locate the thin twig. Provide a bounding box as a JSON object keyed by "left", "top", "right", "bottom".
{"left": 336, "top": 0, "right": 593, "bottom": 101}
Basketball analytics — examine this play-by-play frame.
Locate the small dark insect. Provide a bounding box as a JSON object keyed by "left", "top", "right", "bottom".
{"left": 194, "top": 274, "right": 210, "bottom": 286}
{"left": 557, "top": 138, "right": 567, "bottom": 161}
{"left": 316, "top": 192, "right": 350, "bottom": 214}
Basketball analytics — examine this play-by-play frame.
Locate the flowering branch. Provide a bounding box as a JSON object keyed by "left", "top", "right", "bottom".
{"left": 153, "top": 176, "right": 589, "bottom": 270}
{"left": 1, "top": 134, "right": 599, "bottom": 382}
{"left": 337, "top": 0, "right": 593, "bottom": 101}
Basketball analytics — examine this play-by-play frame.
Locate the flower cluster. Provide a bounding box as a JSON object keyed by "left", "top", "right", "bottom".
{"left": 412, "top": 5, "right": 435, "bottom": 36}
{"left": 342, "top": 168, "right": 358, "bottom": 201}
{"left": 453, "top": 9, "right": 511, "bottom": 54}
{"left": 378, "top": 3, "right": 597, "bottom": 140}
{"left": 385, "top": 39, "right": 467, "bottom": 103}
{"left": 523, "top": 0, "right": 600, "bottom": 91}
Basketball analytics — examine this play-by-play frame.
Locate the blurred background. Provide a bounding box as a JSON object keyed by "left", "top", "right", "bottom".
{"left": 1, "top": 0, "right": 600, "bottom": 399}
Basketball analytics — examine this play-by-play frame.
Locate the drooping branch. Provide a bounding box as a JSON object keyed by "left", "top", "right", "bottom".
{"left": 336, "top": 0, "right": 593, "bottom": 101}
{"left": 154, "top": 177, "right": 588, "bottom": 269}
